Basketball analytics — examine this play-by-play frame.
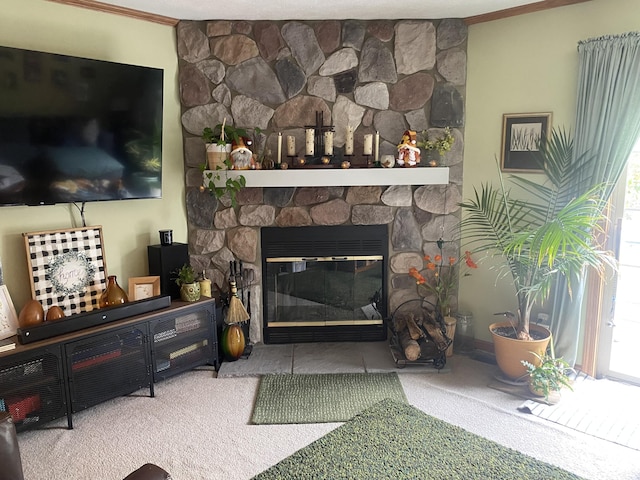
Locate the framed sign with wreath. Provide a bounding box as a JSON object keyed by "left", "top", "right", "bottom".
{"left": 23, "top": 226, "right": 107, "bottom": 315}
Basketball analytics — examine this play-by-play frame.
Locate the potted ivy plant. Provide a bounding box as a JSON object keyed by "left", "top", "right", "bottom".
{"left": 201, "top": 119, "right": 249, "bottom": 207}
{"left": 173, "top": 264, "right": 200, "bottom": 302}
{"left": 459, "top": 128, "right": 615, "bottom": 380}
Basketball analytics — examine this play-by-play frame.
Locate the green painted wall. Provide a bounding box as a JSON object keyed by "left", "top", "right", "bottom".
{"left": 1, "top": 0, "right": 637, "bottom": 346}
{"left": 0, "top": 0, "right": 185, "bottom": 312}
{"left": 462, "top": 0, "right": 640, "bottom": 343}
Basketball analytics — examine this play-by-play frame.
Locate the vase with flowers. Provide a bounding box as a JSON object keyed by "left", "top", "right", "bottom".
{"left": 408, "top": 242, "right": 477, "bottom": 356}
{"left": 408, "top": 241, "right": 478, "bottom": 317}
{"left": 417, "top": 127, "right": 455, "bottom": 166}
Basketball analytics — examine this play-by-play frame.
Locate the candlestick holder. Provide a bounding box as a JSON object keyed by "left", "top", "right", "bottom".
{"left": 305, "top": 111, "right": 334, "bottom": 163}
{"left": 364, "top": 155, "right": 373, "bottom": 167}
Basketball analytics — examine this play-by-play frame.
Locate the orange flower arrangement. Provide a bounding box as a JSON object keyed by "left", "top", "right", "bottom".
{"left": 409, "top": 250, "right": 477, "bottom": 316}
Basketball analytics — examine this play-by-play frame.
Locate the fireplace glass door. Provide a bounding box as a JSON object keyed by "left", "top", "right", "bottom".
{"left": 265, "top": 255, "right": 384, "bottom": 328}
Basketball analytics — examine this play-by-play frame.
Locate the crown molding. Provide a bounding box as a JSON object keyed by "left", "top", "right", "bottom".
{"left": 47, "top": 0, "right": 178, "bottom": 26}
{"left": 465, "top": 0, "right": 593, "bottom": 25}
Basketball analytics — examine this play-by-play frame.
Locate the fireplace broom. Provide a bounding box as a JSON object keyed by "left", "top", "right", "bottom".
{"left": 225, "top": 280, "right": 250, "bottom": 325}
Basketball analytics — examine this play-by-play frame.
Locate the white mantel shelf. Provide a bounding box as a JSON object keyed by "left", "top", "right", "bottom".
{"left": 202, "top": 167, "right": 449, "bottom": 188}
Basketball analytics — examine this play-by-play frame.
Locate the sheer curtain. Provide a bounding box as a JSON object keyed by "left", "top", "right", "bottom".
{"left": 552, "top": 32, "right": 640, "bottom": 364}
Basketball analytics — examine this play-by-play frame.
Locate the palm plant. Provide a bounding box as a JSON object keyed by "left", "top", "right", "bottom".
{"left": 459, "top": 128, "right": 615, "bottom": 340}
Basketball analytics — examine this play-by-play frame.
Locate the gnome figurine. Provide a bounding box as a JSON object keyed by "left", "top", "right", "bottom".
{"left": 396, "top": 130, "right": 421, "bottom": 167}
{"left": 230, "top": 136, "right": 254, "bottom": 170}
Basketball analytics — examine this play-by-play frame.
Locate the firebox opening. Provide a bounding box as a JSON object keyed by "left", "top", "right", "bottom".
{"left": 261, "top": 225, "right": 388, "bottom": 344}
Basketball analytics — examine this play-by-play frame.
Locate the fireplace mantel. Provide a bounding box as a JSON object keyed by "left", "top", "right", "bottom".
{"left": 202, "top": 167, "right": 449, "bottom": 188}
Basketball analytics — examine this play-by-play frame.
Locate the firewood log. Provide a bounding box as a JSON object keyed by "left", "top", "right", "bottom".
{"left": 394, "top": 317, "right": 422, "bottom": 362}
{"left": 405, "top": 313, "right": 424, "bottom": 340}
{"left": 416, "top": 311, "right": 449, "bottom": 352}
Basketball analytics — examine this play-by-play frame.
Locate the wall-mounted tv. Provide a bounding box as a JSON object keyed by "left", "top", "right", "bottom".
{"left": 0, "top": 45, "right": 163, "bottom": 206}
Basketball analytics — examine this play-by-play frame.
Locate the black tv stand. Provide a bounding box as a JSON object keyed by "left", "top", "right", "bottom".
{"left": 0, "top": 298, "right": 216, "bottom": 431}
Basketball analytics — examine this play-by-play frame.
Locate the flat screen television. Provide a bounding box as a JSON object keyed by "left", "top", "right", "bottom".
{"left": 0, "top": 45, "right": 163, "bottom": 206}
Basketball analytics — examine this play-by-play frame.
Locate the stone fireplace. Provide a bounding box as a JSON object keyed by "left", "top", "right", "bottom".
{"left": 177, "top": 19, "right": 467, "bottom": 344}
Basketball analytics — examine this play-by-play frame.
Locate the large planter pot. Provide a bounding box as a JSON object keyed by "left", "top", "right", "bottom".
{"left": 489, "top": 321, "right": 551, "bottom": 381}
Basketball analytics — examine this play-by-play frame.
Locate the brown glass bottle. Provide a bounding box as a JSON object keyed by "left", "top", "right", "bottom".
{"left": 99, "top": 275, "right": 129, "bottom": 308}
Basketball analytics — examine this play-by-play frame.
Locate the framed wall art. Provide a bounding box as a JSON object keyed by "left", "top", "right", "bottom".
{"left": 23, "top": 226, "right": 107, "bottom": 315}
{"left": 128, "top": 276, "right": 161, "bottom": 301}
{"left": 500, "top": 112, "right": 552, "bottom": 172}
{"left": 0, "top": 285, "right": 19, "bottom": 340}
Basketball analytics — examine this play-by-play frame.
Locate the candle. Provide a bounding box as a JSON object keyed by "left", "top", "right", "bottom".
{"left": 287, "top": 135, "right": 295, "bottom": 156}
{"left": 374, "top": 131, "right": 380, "bottom": 162}
{"left": 277, "top": 132, "right": 282, "bottom": 164}
{"left": 199, "top": 278, "right": 212, "bottom": 298}
{"left": 363, "top": 134, "right": 373, "bottom": 155}
{"left": 305, "top": 128, "right": 315, "bottom": 156}
{"left": 324, "top": 131, "right": 334, "bottom": 156}
{"left": 345, "top": 126, "right": 354, "bottom": 155}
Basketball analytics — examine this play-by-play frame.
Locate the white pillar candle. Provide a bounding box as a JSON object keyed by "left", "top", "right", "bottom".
{"left": 363, "top": 134, "right": 373, "bottom": 155}
{"left": 374, "top": 131, "right": 380, "bottom": 162}
{"left": 305, "top": 128, "right": 315, "bottom": 156}
{"left": 287, "top": 135, "right": 295, "bottom": 156}
{"left": 277, "top": 132, "right": 282, "bottom": 164}
{"left": 324, "top": 131, "right": 334, "bottom": 156}
{"left": 345, "top": 126, "right": 354, "bottom": 155}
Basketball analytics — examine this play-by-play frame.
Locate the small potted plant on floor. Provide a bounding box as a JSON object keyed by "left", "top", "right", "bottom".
{"left": 174, "top": 264, "right": 200, "bottom": 302}
{"left": 522, "top": 343, "right": 575, "bottom": 404}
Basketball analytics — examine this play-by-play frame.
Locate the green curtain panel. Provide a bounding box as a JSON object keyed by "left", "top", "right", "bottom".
{"left": 552, "top": 32, "right": 640, "bottom": 363}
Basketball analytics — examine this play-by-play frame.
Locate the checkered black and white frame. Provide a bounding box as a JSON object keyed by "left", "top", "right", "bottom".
{"left": 23, "top": 226, "right": 107, "bottom": 315}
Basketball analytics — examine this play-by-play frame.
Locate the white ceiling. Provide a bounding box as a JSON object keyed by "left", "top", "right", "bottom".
{"left": 93, "top": 0, "right": 543, "bottom": 21}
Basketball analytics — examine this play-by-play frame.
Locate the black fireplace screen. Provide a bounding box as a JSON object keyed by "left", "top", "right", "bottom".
{"left": 265, "top": 255, "right": 384, "bottom": 327}
{"left": 261, "top": 225, "right": 388, "bottom": 343}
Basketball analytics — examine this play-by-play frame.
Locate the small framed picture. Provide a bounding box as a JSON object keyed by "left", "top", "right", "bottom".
{"left": 128, "top": 276, "right": 161, "bottom": 301}
{"left": 500, "top": 113, "right": 552, "bottom": 172}
{"left": 0, "top": 285, "right": 19, "bottom": 340}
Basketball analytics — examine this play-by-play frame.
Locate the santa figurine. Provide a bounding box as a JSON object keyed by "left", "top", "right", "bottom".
{"left": 230, "top": 136, "right": 255, "bottom": 170}
{"left": 396, "top": 130, "right": 421, "bottom": 167}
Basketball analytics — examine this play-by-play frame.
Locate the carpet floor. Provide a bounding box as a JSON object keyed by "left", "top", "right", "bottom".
{"left": 15, "top": 355, "right": 640, "bottom": 480}
{"left": 251, "top": 372, "right": 406, "bottom": 424}
{"left": 253, "top": 398, "right": 585, "bottom": 480}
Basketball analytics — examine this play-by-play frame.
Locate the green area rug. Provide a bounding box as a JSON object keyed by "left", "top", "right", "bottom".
{"left": 251, "top": 373, "right": 407, "bottom": 424}
{"left": 252, "top": 399, "right": 585, "bottom": 480}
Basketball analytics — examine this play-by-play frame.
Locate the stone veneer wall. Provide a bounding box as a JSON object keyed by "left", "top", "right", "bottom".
{"left": 177, "top": 19, "right": 467, "bottom": 343}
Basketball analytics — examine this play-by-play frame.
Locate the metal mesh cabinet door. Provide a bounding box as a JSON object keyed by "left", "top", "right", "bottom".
{"left": 0, "top": 345, "right": 68, "bottom": 431}
{"left": 150, "top": 302, "right": 216, "bottom": 382}
{"left": 65, "top": 325, "right": 151, "bottom": 414}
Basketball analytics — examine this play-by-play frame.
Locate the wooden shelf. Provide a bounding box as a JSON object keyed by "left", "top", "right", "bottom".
{"left": 202, "top": 167, "right": 449, "bottom": 188}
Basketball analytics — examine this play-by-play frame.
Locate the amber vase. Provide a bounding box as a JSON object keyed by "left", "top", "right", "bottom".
{"left": 99, "top": 275, "right": 129, "bottom": 308}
